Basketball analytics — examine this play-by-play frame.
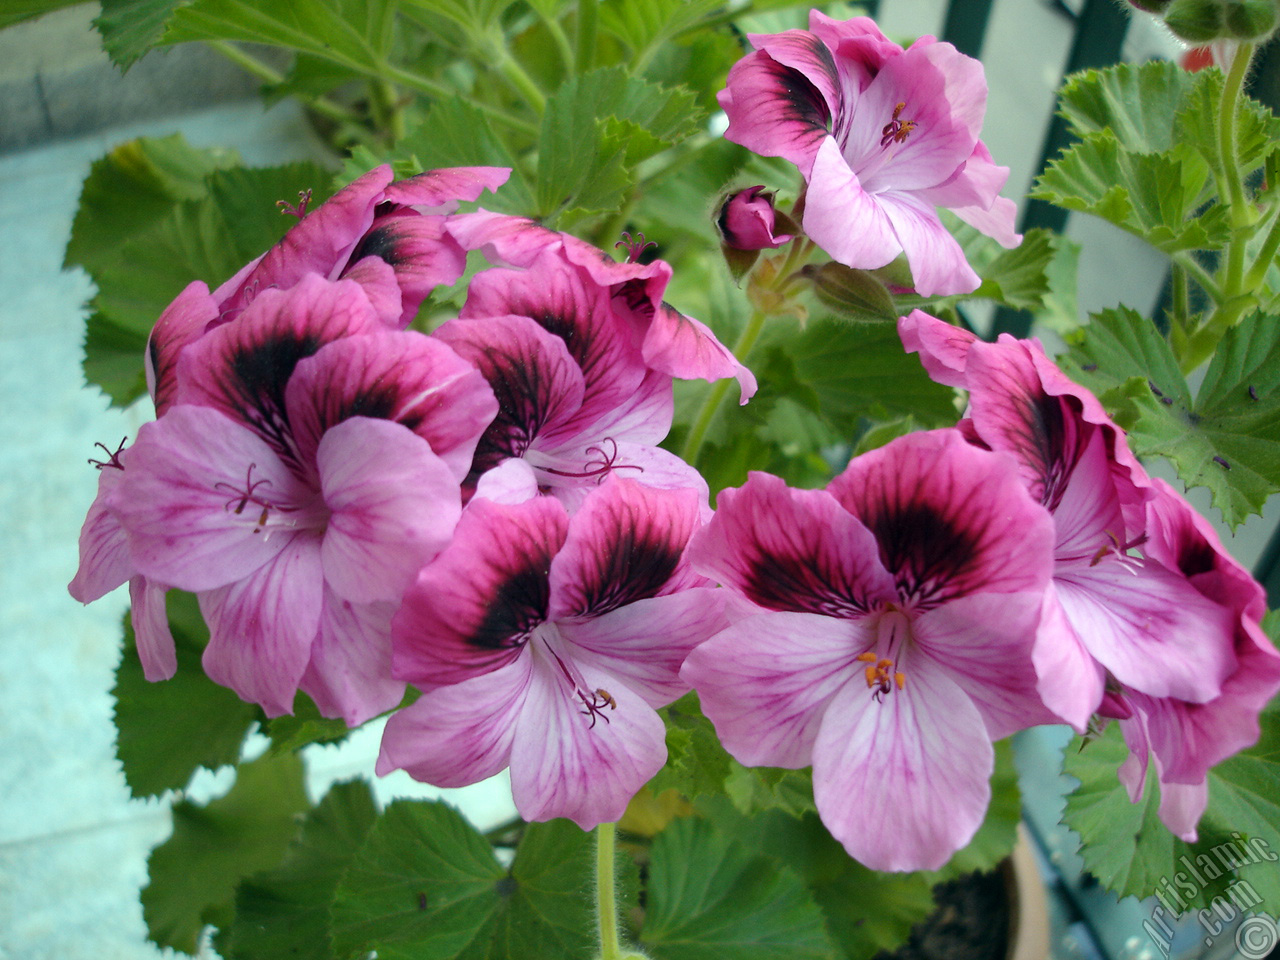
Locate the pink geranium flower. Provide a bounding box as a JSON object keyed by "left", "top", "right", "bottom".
{"left": 682, "top": 431, "right": 1056, "bottom": 871}
{"left": 378, "top": 477, "right": 725, "bottom": 829}
{"left": 718, "top": 12, "right": 1019, "bottom": 296}
{"left": 899, "top": 310, "right": 1237, "bottom": 731}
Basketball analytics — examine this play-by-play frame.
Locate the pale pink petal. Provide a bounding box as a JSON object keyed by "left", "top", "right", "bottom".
{"left": 199, "top": 534, "right": 325, "bottom": 716}
{"left": 530, "top": 439, "right": 709, "bottom": 514}
{"left": 1055, "top": 559, "right": 1235, "bottom": 702}
{"left": 129, "top": 576, "right": 176, "bottom": 682}
{"left": 112, "top": 406, "right": 312, "bottom": 592}
{"left": 691, "top": 471, "right": 895, "bottom": 615}
{"left": 828, "top": 430, "right": 1055, "bottom": 603}
{"left": 69, "top": 466, "right": 133, "bottom": 603}
{"left": 391, "top": 495, "right": 567, "bottom": 688}
{"left": 318, "top": 417, "right": 462, "bottom": 605}
{"left": 299, "top": 594, "right": 403, "bottom": 726}
{"left": 812, "top": 660, "right": 993, "bottom": 872}
{"left": 473, "top": 458, "right": 539, "bottom": 505}
{"left": 376, "top": 654, "right": 532, "bottom": 785}
{"left": 681, "top": 611, "right": 870, "bottom": 769}
{"left": 897, "top": 309, "right": 976, "bottom": 389}
{"left": 285, "top": 330, "right": 497, "bottom": 482}
{"left": 808, "top": 12, "right": 902, "bottom": 73}
{"left": 876, "top": 190, "right": 981, "bottom": 296}
{"left": 803, "top": 137, "right": 902, "bottom": 270}
{"left": 549, "top": 478, "right": 700, "bottom": 620}
{"left": 1157, "top": 780, "right": 1208, "bottom": 842}
{"left": 637, "top": 304, "right": 757, "bottom": 403}
{"left": 952, "top": 195, "right": 1021, "bottom": 248}
{"left": 1032, "top": 584, "right": 1106, "bottom": 731}
{"left": 561, "top": 588, "right": 727, "bottom": 708}
{"left": 509, "top": 643, "right": 667, "bottom": 828}
{"left": 912, "top": 591, "right": 1059, "bottom": 739}
{"left": 913, "top": 140, "right": 1011, "bottom": 212}
{"left": 543, "top": 367, "right": 672, "bottom": 448}
{"left": 443, "top": 210, "right": 563, "bottom": 266}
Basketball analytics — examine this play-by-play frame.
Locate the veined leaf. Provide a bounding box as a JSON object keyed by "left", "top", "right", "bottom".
{"left": 598, "top": 0, "right": 723, "bottom": 58}
{"left": 1176, "top": 68, "right": 1280, "bottom": 182}
{"left": 96, "top": 0, "right": 186, "bottom": 68}
{"left": 0, "top": 0, "right": 86, "bottom": 30}
{"left": 1057, "top": 60, "right": 1191, "bottom": 153}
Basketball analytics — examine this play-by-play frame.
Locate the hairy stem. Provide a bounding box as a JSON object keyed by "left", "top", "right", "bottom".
{"left": 597, "top": 822, "right": 621, "bottom": 960}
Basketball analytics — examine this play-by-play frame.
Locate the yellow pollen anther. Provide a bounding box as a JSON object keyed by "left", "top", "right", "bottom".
{"left": 894, "top": 672, "right": 906, "bottom": 690}
{"left": 863, "top": 656, "right": 905, "bottom": 701}
{"left": 880, "top": 102, "right": 918, "bottom": 147}
{"left": 865, "top": 665, "right": 880, "bottom": 686}
{"left": 856, "top": 652, "right": 879, "bottom": 662}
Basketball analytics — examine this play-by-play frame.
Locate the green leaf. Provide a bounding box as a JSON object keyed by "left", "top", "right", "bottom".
{"left": 142, "top": 752, "right": 310, "bottom": 954}
{"left": 164, "top": 0, "right": 394, "bottom": 75}
{"left": 1063, "top": 715, "right": 1280, "bottom": 912}
{"left": 95, "top": 0, "right": 186, "bottom": 68}
{"left": 724, "top": 763, "right": 816, "bottom": 819}
{"left": 65, "top": 133, "right": 239, "bottom": 276}
{"left": 333, "top": 804, "right": 601, "bottom": 960}
{"left": 0, "top": 0, "right": 93, "bottom": 32}
{"left": 1057, "top": 60, "right": 1191, "bottom": 153}
{"left": 640, "top": 817, "right": 838, "bottom": 960}
{"left": 82, "top": 310, "right": 150, "bottom": 406}
{"left": 598, "top": 0, "right": 722, "bottom": 57}
{"left": 264, "top": 694, "right": 352, "bottom": 755}
{"left": 222, "top": 780, "right": 378, "bottom": 960}
{"left": 1066, "top": 307, "right": 1280, "bottom": 527}
{"left": 1033, "top": 131, "right": 1226, "bottom": 254}
{"left": 114, "top": 591, "right": 258, "bottom": 799}
{"left": 1176, "top": 68, "right": 1280, "bottom": 182}
{"left": 972, "top": 228, "right": 1057, "bottom": 312}
{"left": 648, "top": 691, "right": 734, "bottom": 800}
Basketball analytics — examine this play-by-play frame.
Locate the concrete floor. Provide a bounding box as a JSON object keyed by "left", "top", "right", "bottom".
{"left": 0, "top": 3, "right": 1275, "bottom": 959}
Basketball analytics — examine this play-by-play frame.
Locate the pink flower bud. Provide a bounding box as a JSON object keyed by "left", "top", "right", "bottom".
{"left": 715, "top": 186, "right": 793, "bottom": 251}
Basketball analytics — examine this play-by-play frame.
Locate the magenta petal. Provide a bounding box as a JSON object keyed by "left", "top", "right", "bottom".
{"left": 345, "top": 212, "right": 466, "bottom": 325}
{"left": 130, "top": 576, "right": 176, "bottom": 682}
{"left": 561, "top": 588, "right": 726, "bottom": 708}
{"left": 285, "top": 329, "right": 497, "bottom": 482}
{"left": 146, "top": 280, "right": 219, "bottom": 416}
{"left": 392, "top": 495, "right": 568, "bottom": 687}
{"left": 682, "top": 611, "right": 869, "bottom": 768}
{"left": 318, "top": 418, "right": 462, "bottom": 605}
{"left": 1055, "top": 558, "right": 1236, "bottom": 702}
{"left": 812, "top": 664, "right": 994, "bottom": 872}
{"left": 877, "top": 190, "right": 981, "bottom": 296}
{"left": 897, "top": 309, "right": 976, "bottom": 389}
{"left": 199, "top": 534, "right": 324, "bottom": 716}
{"left": 549, "top": 478, "right": 700, "bottom": 619}
{"left": 112, "top": 406, "right": 310, "bottom": 592}
{"left": 299, "top": 594, "right": 404, "bottom": 726}
{"left": 638, "top": 304, "right": 757, "bottom": 403}
{"left": 444, "top": 211, "right": 563, "bottom": 266}
{"left": 692, "top": 471, "right": 895, "bottom": 615}
{"left": 828, "top": 430, "right": 1055, "bottom": 603}
{"left": 509, "top": 644, "right": 667, "bottom": 829}
{"left": 803, "top": 138, "right": 901, "bottom": 270}
{"left": 381, "top": 166, "right": 511, "bottom": 210}
{"left": 336, "top": 255, "right": 406, "bottom": 327}
{"left": 377, "top": 655, "right": 531, "bottom": 785}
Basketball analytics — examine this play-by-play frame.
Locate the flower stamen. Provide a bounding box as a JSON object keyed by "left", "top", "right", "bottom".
{"left": 89, "top": 437, "right": 127, "bottom": 470}
{"left": 858, "top": 651, "right": 905, "bottom": 702}
{"left": 880, "top": 102, "right": 917, "bottom": 147}
{"left": 277, "top": 189, "right": 313, "bottom": 219}
{"left": 1089, "top": 529, "right": 1148, "bottom": 573}
{"left": 213, "top": 463, "right": 283, "bottom": 533}
{"left": 538, "top": 438, "right": 645, "bottom": 484}
{"left": 615, "top": 231, "right": 657, "bottom": 263}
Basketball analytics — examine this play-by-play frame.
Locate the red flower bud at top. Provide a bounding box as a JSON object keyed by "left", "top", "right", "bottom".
{"left": 716, "top": 186, "right": 794, "bottom": 251}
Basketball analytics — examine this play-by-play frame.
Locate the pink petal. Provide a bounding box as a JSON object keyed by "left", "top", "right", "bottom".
{"left": 876, "top": 190, "right": 981, "bottom": 296}
{"left": 473, "top": 458, "right": 539, "bottom": 505}
{"left": 130, "top": 576, "right": 176, "bottom": 682}
{"left": 318, "top": 417, "right": 462, "bottom": 605}
{"left": 391, "top": 495, "right": 568, "bottom": 688}
{"left": 827, "top": 429, "right": 1055, "bottom": 603}
{"left": 69, "top": 465, "right": 133, "bottom": 603}
{"left": 1055, "top": 558, "right": 1236, "bottom": 702}
{"left": 199, "top": 533, "right": 325, "bottom": 716}
{"left": 376, "top": 654, "right": 531, "bottom": 785}
{"left": 529, "top": 439, "right": 709, "bottom": 514}
{"left": 285, "top": 329, "right": 497, "bottom": 482}
{"left": 344, "top": 212, "right": 467, "bottom": 326}
{"left": 549, "top": 478, "right": 700, "bottom": 619}
{"left": 299, "top": 594, "right": 404, "bottom": 726}
{"left": 509, "top": 642, "right": 668, "bottom": 829}
{"left": 681, "top": 610, "right": 870, "bottom": 768}
{"left": 812, "top": 661, "right": 994, "bottom": 872}
{"left": 444, "top": 210, "right": 563, "bottom": 266}
{"left": 1032, "top": 584, "right": 1106, "bottom": 731}
{"left": 381, "top": 166, "right": 511, "bottom": 211}
{"left": 561, "top": 588, "right": 727, "bottom": 708}
{"left": 691, "top": 471, "right": 895, "bottom": 615}
{"left": 335, "top": 255, "right": 406, "bottom": 326}
{"left": 897, "top": 309, "right": 977, "bottom": 389}
{"left": 803, "top": 137, "right": 902, "bottom": 270}
{"left": 636, "top": 303, "right": 757, "bottom": 403}
{"left": 146, "top": 281, "right": 219, "bottom": 416}
{"left": 112, "top": 406, "right": 312, "bottom": 592}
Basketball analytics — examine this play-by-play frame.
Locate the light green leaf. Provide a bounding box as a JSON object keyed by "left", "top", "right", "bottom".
{"left": 1057, "top": 60, "right": 1191, "bottom": 153}
{"left": 648, "top": 691, "right": 734, "bottom": 800}
{"left": 598, "top": 0, "right": 722, "bottom": 58}
{"left": 972, "top": 228, "right": 1057, "bottom": 312}
{"left": 333, "top": 805, "right": 600, "bottom": 960}
{"left": 95, "top": 0, "right": 186, "bottom": 68}
{"left": 1176, "top": 68, "right": 1280, "bottom": 181}
{"left": 114, "top": 591, "right": 258, "bottom": 799}
{"left": 723, "top": 762, "right": 816, "bottom": 819}
{"left": 0, "top": 0, "right": 87, "bottom": 30}
{"left": 222, "top": 780, "right": 378, "bottom": 960}
{"left": 82, "top": 310, "right": 150, "bottom": 406}
{"left": 142, "top": 752, "right": 310, "bottom": 954}
{"left": 641, "top": 817, "right": 838, "bottom": 960}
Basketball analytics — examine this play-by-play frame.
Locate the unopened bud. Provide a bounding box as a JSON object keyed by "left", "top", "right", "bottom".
{"left": 1164, "top": 0, "right": 1227, "bottom": 41}
{"left": 805, "top": 262, "right": 898, "bottom": 321}
{"left": 1226, "top": 0, "right": 1278, "bottom": 37}
{"left": 716, "top": 186, "right": 795, "bottom": 252}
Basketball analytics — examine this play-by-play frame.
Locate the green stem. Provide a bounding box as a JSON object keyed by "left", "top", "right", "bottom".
{"left": 205, "top": 40, "right": 361, "bottom": 127}
{"left": 577, "top": 0, "right": 598, "bottom": 73}
{"left": 539, "top": 10, "right": 577, "bottom": 74}
{"left": 597, "top": 822, "right": 621, "bottom": 960}
{"left": 496, "top": 51, "right": 547, "bottom": 113}
{"left": 1171, "top": 251, "right": 1224, "bottom": 303}
{"left": 382, "top": 64, "right": 539, "bottom": 135}
{"left": 1218, "top": 43, "right": 1256, "bottom": 227}
{"left": 1244, "top": 203, "right": 1280, "bottom": 291}
{"left": 681, "top": 307, "right": 768, "bottom": 464}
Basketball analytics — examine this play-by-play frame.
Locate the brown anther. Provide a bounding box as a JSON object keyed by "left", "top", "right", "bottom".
{"left": 880, "top": 102, "right": 918, "bottom": 147}
{"left": 89, "top": 437, "right": 128, "bottom": 471}
{"left": 277, "top": 188, "right": 313, "bottom": 219}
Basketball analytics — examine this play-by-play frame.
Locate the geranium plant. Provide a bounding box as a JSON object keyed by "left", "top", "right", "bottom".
{"left": 25, "top": 0, "right": 1280, "bottom": 955}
